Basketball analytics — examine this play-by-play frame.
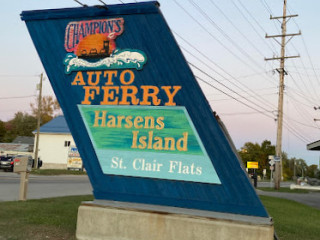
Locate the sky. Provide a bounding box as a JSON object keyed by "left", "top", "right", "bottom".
{"left": 0, "top": 0, "right": 319, "bottom": 166}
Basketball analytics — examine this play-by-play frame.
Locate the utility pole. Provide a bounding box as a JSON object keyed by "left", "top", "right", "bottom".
{"left": 34, "top": 73, "right": 43, "bottom": 169}
{"left": 265, "top": 0, "right": 300, "bottom": 189}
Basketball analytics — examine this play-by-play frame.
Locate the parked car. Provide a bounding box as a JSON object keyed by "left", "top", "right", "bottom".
{"left": 0, "top": 155, "right": 43, "bottom": 172}
{"left": 306, "top": 177, "right": 320, "bottom": 186}
{"left": 0, "top": 156, "right": 14, "bottom": 172}
{"left": 32, "top": 157, "right": 43, "bottom": 168}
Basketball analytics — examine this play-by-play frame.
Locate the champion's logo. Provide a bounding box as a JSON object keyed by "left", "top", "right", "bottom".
{"left": 63, "top": 18, "right": 147, "bottom": 74}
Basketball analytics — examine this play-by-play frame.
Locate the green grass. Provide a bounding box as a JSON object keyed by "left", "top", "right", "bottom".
{"left": 0, "top": 195, "right": 319, "bottom": 240}
{"left": 260, "top": 195, "right": 320, "bottom": 240}
{"left": 0, "top": 195, "right": 93, "bottom": 240}
{"left": 258, "top": 187, "right": 310, "bottom": 193}
{"left": 31, "top": 169, "right": 87, "bottom": 175}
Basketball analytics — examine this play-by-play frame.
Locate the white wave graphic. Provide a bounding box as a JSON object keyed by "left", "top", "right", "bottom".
{"left": 64, "top": 49, "right": 147, "bottom": 73}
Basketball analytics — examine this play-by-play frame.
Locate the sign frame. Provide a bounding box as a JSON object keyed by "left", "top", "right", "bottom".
{"left": 21, "top": 2, "right": 269, "bottom": 218}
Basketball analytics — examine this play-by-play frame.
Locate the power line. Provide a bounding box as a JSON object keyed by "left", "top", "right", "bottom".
{"left": 175, "top": 31, "right": 281, "bottom": 115}
{"left": 174, "top": 31, "right": 277, "bottom": 110}
{"left": 285, "top": 6, "right": 320, "bottom": 103}
{"left": 286, "top": 56, "right": 319, "bottom": 102}
{"left": 224, "top": 71, "right": 275, "bottom": 81}
{"left": 193, "top": 77, "right": 314, "bottom": 146}
{"left": 188, "top": 0, "right": 266, "bottom": 72}
{"left": 181, "top": 45, "right": 276, "bottom": 110}
{"left": 219, "top": 111, "right": 271, "bottom": 116}
{"left": 287, "top": 71, "right": 320, "bottom": 77}
{"left": 288, "top": 44, "right": 320, "bottom": 103}
{"left": 208, "top": 92, "right": 277, "bottom": 102}
{"left": 284, "top": 114, "right": 320, "bottom": 130}
{"left": 190, "top": 62, "right": 275, "bottom": 118}
{"left": 258, "top": 0, "right": 282, "bottom": 35}
{"left": 283, "top": 121, "right": 310, "bottom": 143}
{"left": 194, "top": 74, "right": 275, "bottom": 120}
{"left": 172, "top": 0, "right": 264, "bottom": 72}
{"left": 0, "top": 95, "right": 36, "bottom": 100}
{"left": 286, "top": 91, "right": 314, "bottom": 109}
{"left": 237, "top": 0, "right": 270, "bottom": 36}
{"left": 286, "top": 91, "right": 320, "bottom": 138}
{"left": 174, "top": 0, "right": 280, "bottom": 94}
{"left": 285, "top": 120, "right": 312, "bottom": 142}
{"left": 259, "top": 0, "right": 273, "bottom": 15}
{"left": 209, "top": 0, "right": 266, "bottom": 58}
{"left": 285, "top": 95, "right": 320, "bottom": 129}
{"left": 300, "top": 35, "right": 320, "bottom": 86}
{"left": 231, "top": 0, "right": 277, "bottom": 54}
{"left": 97, "top": 0, "right": 108, "bottom": 6}
{"left": 286, "top": 65, "right": 320, "bottom": 71}
{"left": 210, "top": 86, "right": 277, "bottom": 96}
{"left": 287, "top": 83, "right": 319, "bottom": 106}
{"left": 73, "top": 0, "right": 88, "bottom": 7}
{"left": 288, "top": 4, "right": 320, "bottom": 86}
{"left": 0, "top": 109, "right": 33, "bottom": 113}
{"left": 0, "top": 74, "right": 39, "bottom": 78}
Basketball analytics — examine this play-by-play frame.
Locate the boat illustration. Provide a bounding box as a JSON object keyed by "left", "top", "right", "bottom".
{"left": 79, "top": 40, "right": 110, "bottom": 59}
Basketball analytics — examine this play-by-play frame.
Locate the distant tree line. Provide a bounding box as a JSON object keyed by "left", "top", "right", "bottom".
{"left": 0, "top": 96, "right": 61, "bottom": 143}
{"left": 238, "top": 140, "right": 320, "bottom": 180}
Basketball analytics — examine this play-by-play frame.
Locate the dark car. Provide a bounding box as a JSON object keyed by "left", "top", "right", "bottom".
{"left": 33, "top": 158, "right": 43, "bottom": 168}
{"left": 0, "top": 155, "right": 42, "bottom": 172}
{"left": 0, "top": 156, "right": 14, "bottom": 172}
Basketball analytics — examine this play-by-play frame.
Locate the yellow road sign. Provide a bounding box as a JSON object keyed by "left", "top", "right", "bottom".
{"left": 247, "top": 161, "right": 259, "bottom": 169}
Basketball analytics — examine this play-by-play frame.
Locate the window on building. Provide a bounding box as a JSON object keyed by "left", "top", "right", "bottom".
{"left": 64, "top": 141, "right": 71, "bottom": 147}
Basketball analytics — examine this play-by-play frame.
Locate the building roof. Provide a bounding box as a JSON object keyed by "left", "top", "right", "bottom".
{"left": 36, "top": 115, "right": 71, "bottom": 134}
{"left": 0, "top": 143, "right": 32, "bottom": 153}
{"left": 307, "top": 140, "right": 320, "bottom": 151}
{"left": 12, "top": 136, "right": 34, "bottom": 145}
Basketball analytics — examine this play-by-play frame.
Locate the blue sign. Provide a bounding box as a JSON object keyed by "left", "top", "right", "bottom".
{"left": 21, "top": 2, "right": 268, "bottom": 217}
{"left": 274, "top": 156, "right": 281, "bottom": 162}
{"left": 79, "top": 105, "right": 221, "bottom": 184}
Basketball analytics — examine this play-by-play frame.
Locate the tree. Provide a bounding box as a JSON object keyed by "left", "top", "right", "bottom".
{"left": 0, "top": 96, "right": 61, "bottom": 143}
{"left": 239, "top": 140, "right": 317, "bottom": 180}
{"left": 293, "top": 158, "right": 308, "bottom": 178}
{"left": 282, "top": 153, "right": 294, "bottom": 180}
{"left": 2, "top": 112, "right": 37, "bottom": 142}
{"left": 238, "top": 140, "right": 275, "bottom": 178}
{"left": 30, "top": 95, "right": 61, "bottom": 125}
{"left": 306, "top": 164, "right": 318, "bottom": 178}
{"left": 0, "top": 120, "right": 5, "bottom": 142}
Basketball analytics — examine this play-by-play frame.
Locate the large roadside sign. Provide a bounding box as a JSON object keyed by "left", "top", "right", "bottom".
{"left": 21, "top": 2, "right": 268, "bottom": 218}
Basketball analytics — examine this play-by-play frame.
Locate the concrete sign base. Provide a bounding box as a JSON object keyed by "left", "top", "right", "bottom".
{"left": 76, "top": 201, "right": 274, "bottom": 240}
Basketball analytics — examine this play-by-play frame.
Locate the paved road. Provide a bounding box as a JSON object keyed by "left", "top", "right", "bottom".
{"left": 257, "top": 181, "right": 294, "bottom": 188}
{"left": 0, "top": 171, "right": 92, "bottom": 201}
{"left": 256, "top": 181, "right": 320, "bottom": 210}
{"left": 257, "top": 189, "right": 320, "bottom": 210}
{"left": 1, "top": 171, "right": 320, "bottom": 210}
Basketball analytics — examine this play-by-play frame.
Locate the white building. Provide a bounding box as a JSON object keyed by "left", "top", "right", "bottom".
{"left": 34, "top": 116, "right": 75, "bottom": 169}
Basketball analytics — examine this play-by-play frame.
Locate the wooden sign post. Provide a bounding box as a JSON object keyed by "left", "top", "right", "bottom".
{"left": 14, "top": 156, "right": 32, "bottom": 201}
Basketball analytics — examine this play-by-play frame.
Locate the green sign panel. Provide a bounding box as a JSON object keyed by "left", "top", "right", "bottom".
{"left": 79, "top": 105, "right": 220, "bottom": 184}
